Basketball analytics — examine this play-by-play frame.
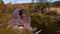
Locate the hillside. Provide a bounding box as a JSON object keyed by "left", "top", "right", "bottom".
{"left": 0, "top": 1, "right": 60, "bottom": 34}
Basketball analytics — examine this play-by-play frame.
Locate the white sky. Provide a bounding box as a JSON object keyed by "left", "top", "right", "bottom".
{"left": 3, "top": 0, "right": 58, "bottom": 4}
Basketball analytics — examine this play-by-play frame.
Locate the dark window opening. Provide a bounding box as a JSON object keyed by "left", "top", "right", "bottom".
{"left": 19, "top": 10, "right": 23, "bottom": 19}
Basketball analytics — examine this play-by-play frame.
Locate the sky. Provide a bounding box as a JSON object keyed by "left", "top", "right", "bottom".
{"left": 3, "top": 0, "right": 58, "bottom": 4}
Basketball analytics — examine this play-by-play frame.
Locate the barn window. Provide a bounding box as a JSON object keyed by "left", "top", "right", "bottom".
{"left": 19, "top": 10, "right": 23, "bottom": 19}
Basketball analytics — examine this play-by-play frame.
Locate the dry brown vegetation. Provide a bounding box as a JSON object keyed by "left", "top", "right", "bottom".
{"left": 0, "top": 1, "right": 60, "bottom": 34}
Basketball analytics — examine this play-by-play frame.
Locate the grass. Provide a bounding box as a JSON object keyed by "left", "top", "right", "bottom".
{"left": 0, "top": 13, "right": 33, "bottom": 34}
